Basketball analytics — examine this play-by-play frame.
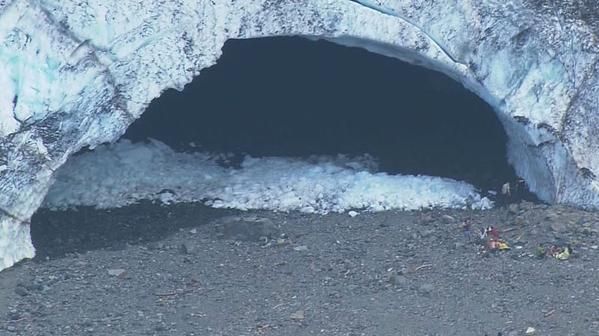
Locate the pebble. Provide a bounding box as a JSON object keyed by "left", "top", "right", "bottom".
{"left": 293, "top": 245, "right": 308, "bottom": 252}
{"left": 525, "top": 326, "right": 536, "bottom": 334}
{"left": 508, "top": 203, "right": 519, "bottom": 214}
{"left": 390, "top": 274, "right": 408, "bottom": 287}
{"left": 348, "top": 211, "right": 359, "bottom": 217}
{"left": 550, "top": 222, "right": 568, "bottom": 233}
{"left": 419, "top": 229, "right": 435, "bottom": 238}
{"left": 148, "top": 242, "right": 166, "bottom": 250}
{"left": 7, "top": 311, "right": 21, "bottom": 321}
{"left": 179, "top": 243, "right": 193, "bottom": 255}
{"left": 418, "top": 283, "right": 434, "bottom": 295}
{"left": 14, "top": 286, "right": 28, "bottom": 297}
{"left": 421, "top": 214, "right": 435, "bottom": 225}
{"left": 107, "top": 269, "right": 127, "bottom": 277}
{"left": 290, "top": 310, "right": 305, "bottom": 321}
{"left": 219, "top": 216, "right": 280, "bottom": 242}
{"left": 21, "top": 281, "right": 42, "bottom": 292}
{"left": 442, "top": 214, "right": 455, "bottom": 223}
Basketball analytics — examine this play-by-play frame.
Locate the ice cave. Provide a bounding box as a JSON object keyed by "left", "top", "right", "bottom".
{"left": 30, "top": 36, "right": 531, "bottom": 258}
{"left": 124, "top": 37, "right": 519, "bottom": 193}
{"left": 42, "top": 36, "right": 522, "bottom": 213}
{"left": 27, "top": 36, "right": 538, "bottom": 257}
{"left": 2, "top": 0, "right": 599, "bottom": 271}
{"left": 4, "top": 2, "right": 599, "bottom": 334}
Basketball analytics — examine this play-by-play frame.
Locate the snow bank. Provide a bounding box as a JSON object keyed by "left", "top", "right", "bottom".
{"left": 44, "top": 140, "right": 493, "bottom": 213}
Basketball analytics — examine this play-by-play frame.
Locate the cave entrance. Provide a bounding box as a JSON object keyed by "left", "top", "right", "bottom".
{"left": 32, "top": 36, "right": 537, "bottom": 259}
{"left": 124, "top": 37, "right": 526, "bottom": 198}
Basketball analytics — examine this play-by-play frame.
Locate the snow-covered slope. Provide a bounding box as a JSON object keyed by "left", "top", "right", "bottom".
{"left": 1, "top": 0, "right": 599, "bottom": 270}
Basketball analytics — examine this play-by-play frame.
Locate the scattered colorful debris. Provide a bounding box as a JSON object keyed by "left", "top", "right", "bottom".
{"left": 535, "top": 245, "right": 547, "bottom": 259}
{"left": 478, "top": 226, "right": 500, "bottom": 240}
{"left": 549, "top": 245, "right": 572, "bottom": 260}
{"left": 487, "top": 239, "right": 510, "bottom": 251}
{"left": 461, "top": 223, "right": 572, "bottom": 259}
{"left": 476, "top": 226, "right": 510, "bottom": 252}
{"left": 535, "top": 244, "right": 572, "bottom": 260}
{"left": 478, "top": 227, "right": 487, "bottom": 240}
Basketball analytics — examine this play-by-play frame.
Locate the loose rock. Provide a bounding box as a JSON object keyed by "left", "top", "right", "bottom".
{"left": 290, "top": 310, "right": 305, "bottom": 321}
{"left": 14, "top": 286, "right": 28, "bottom": 297}
{"left": 550, "top": 222, "right": 568, "bottom": 233}
{"left": 418, "top": 283, "right": 434, "bottom": 295}
{"left": 107, "top": 269, "right": 127, "bottom": 277}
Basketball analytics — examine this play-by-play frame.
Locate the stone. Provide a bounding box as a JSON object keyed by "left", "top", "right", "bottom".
{"left": 550, "top": 222, "right": 568, "bottom": 234}
{"left": 107, "top": 269, "right": 127, "bottom": 277}
{"left": 389, "top": 274, "right": 409, "bottom": 287}
{"left": 178, "top": 243, "right": 193, "bottom": 255}
{"left": 2, "top": 0, "right": 599, "bottom": 271}
{"left": 418, "top": 283, "right": 435, "bottom": 295}
{"left": 215, "top": 216, "right": 279, "bottom": 242}
{"left": 441, "top": 215, "right": 455, "bottom": 223}
{"left": 289, "top": 310, "right": 305, "bottom": 321}
{"left": 7, "top": 311, "right": 22, "bottom": 321}
{"left": 14, "top": 286, "right": 28, "bottom": 297}
{"left": 525, "top": 326, "right": 536, "bottom": 334}
{"left": 419, "top": 229, "right": 435, "bottom": 238}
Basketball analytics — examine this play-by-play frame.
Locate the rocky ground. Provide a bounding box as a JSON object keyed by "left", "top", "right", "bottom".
{"left": 1, "top": 201, "right": 599, "bottom": 336}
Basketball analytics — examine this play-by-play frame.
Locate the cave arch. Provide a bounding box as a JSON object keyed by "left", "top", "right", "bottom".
{"left": 32, "top": 36, "right": 536, "bottom": 258}
{"left": 123, "top": 36, "right": 524, "bottom": 195}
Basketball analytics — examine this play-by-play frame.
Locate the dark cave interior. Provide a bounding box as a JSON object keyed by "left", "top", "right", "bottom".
{"left": 30, "top": 36, "right": 541, "bottom": 259}
{"left": 124, "top": 37, "right": 529, "bottom": 197}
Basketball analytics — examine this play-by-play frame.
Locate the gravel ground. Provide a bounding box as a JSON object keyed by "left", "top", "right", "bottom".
{"left": 1, "top": 201, "right": 599, "bottom": 336}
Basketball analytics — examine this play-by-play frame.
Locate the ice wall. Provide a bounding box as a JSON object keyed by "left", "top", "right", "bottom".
{"left": 1, "top": 0, "right": 599, "bottom": 270}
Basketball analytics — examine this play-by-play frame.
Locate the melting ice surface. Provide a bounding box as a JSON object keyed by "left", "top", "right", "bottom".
{"left": 44, "top": 139, "right": 493, "bottom": 213}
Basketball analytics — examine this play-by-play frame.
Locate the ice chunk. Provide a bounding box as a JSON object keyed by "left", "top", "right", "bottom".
{"left": 44, "top": 140, "right": 493, "bottom": 213}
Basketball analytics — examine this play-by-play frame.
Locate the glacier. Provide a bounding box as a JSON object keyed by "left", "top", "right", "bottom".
{"left": 1, "top": 0, "right": 599, "bottom": 270}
